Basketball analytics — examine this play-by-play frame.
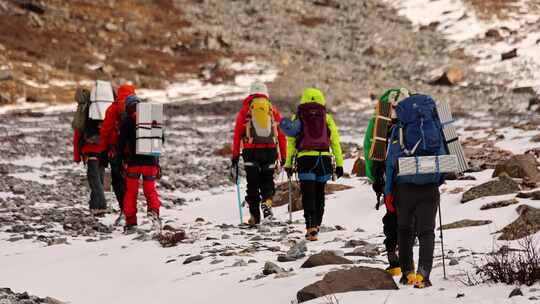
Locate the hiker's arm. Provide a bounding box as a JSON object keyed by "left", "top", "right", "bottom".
{"left": 327, "top": 114, "right": 344, "bottom": 167}
{"left": 98, "top": 105, "right": 115, "bottom": 152}
{"left": 363, "top": 117, "right": 376, "bottom": 182}
{"left": 273, "top": 108, "right": 287, "bottom": 160}
{"left": 232, "top": 105, "right": 248, "bottom": 159}
{"left": 116, "top": 119, "right": 127, "bottom": 160}
{"left": 384, "top": 127, "right": 399, "bottom": 196}
{"left": 285, "top": 114, "right": 297, "bottom": 168}
{"left": 73, "top": 130, "right": 81, "bottom": 163}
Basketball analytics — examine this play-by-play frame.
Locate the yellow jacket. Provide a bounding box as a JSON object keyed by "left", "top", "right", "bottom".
{"left": 284, "top": 88, "right": 344, "bottom": 168}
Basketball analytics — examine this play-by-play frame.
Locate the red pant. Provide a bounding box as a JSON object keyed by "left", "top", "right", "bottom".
{"left": 123, "top": 165, "right": 161, "bottom": 225}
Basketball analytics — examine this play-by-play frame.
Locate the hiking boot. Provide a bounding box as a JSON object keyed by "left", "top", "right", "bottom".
{"left": 123, "top": 224, "right": 137, "bottom": 235}
{"left": 385, "top": 264, "right": 402, "bottom": 276}
{"left": 91, "top": 209, "right": 108, "bottom": 217}
{"left": 148, "top": 211, "right": 162, "bottom": 234}
{"left": 261, "top": 199, "right": 273, "bottom": 219}
{"left": 414, "top": 273, "right": 432, "bottom": 289}
{"left": 399, "top": 272, "right": 417, "bottom": 285}
{"left": 114, "top": 213, "right": 125, "bottom": 226}
{"left": 305, "top": 228, "right": 318, "bottom": 241}
{"left": 248, "top": 215, "right": 260, "bottom": 226}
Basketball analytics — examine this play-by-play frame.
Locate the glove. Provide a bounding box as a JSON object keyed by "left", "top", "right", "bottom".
{"left": 335, "top": 166, "right": 344, "bottom": 179}
{"left": 280, "top": 160, "right": 285, "bottom": 168}
{"left": 385, "top": 194, "right": 396, "bottom": 213}
{"left": 156, "top": 165, "right": 162, "bottom": 180}
{"left": 230, "top": 157, "right": 239, "bottom": 183}
{"left": 284, "top": 166, "right": 293, "bottom": 178}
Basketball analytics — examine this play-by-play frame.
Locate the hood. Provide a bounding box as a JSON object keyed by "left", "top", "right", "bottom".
{"left": 300, "top": 88, "right": 326, "bottom": 106}
{"left": 116, "top": 84, "right": 136, "bottom": 103}
{"left": 242, "top": 93, "right": 269, "bottom": 106}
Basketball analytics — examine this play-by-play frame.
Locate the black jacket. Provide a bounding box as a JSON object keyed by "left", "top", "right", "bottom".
{"left": 117, "top": 114, "right": 159, "bottom": 166}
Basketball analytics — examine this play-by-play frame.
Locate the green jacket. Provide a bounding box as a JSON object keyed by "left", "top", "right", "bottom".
{"left": 285, "top": 88, "right": 344, "bottom": 168}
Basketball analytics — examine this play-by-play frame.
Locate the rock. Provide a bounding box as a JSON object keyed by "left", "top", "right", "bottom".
{"left": 351, "top": 157, "right": 366, "bottom": 177}
{"left": 183, "top": 255, "right": 204, "bottom": 264}
{"left": 438, "top": 219, "right": 492, "bottom": 230}
{"left": 301, "top": 251, "right": 353, "bottom": 268}
{"left": 430, "top": 67, "right": 464, "bottom": 86}
{"left": 516, "top": 190, "right": 540, "bottom": 199}
{"left": 509, "top": 287, "right": 523, "bottom": 298}
{"left": 0, "top": 69, "right": 13, "bottom": 81}
{"left": 273, "top": 182, "right": 352, "bottom": 211}
{"left": 493, "top": 154, "right": 540, "bottom": 182}
{"left": 16, "top": 0, "right": 46, "bottom": 14}
{"left": 342, "top": 239, "right": 368, "bottom": 248}
{"left": 263, "top": 261, "right": 286, "bottom": 275}
{"left": 232, "top": 259, "right": 248, "bottom": 267}
{"left": 480, "top": 198, "right": 519, "bottom": 210}
{"left": 221, "top": 234, "right": 231, "bottom": 239}
{"left": 345, "top": 244, "right": 380, "bottom": 257}
{"left": 158, "top": 231, "right": 187, "bottom": 247}
{"left": 485, "top": 29, "right": 502, "bottom": 40}
{"left": 297, "top": 266, "right": 398, "bottom": 303}
{"left": 456, "top": 293, "right": 465, "bottom": 298}
{"left": 195, "top": 217, "right": 205, "bottom": 222}
{"left": 104, "top": 22, "right": 118, "bottom": 32}
{"left": 461, "top": 175, "right": 520, "bottom": 203}
{"left": 281, "top": 240, "right": 307, "bottom": 261}
{"left": 501, "top": 48, "right": 518, "bottom": 61}
{"left": 498, "top": 205, "right": 540, "bottom": 240}
{"left": 449, "top": 258, "right": 459, "bottom": 266}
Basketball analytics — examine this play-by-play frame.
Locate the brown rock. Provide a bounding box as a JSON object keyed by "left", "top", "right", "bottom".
{"left": 501, "top": 48, "right": 518, "bottom": 61}
{"left": 498, "top": 205, "right": 540, "bottom": 240}
{"left": 430, "top": 67, "right": 464, "bottom": 86}
{"left": 493, "top": 154, "right": 540, "bottom": 182}
{"left": 438, "top": 219, "right": 492, "bottom": 230}
{"left": 461, "top": 175, "right": 520, "bottom": 203}
{"left": 273, "top": 182, "right": 353, "bottom": 211}
{"left": 301, "top": 251, "right": 353, "bottom": 268}
{"left": 480, "top": 198, "right": 519, "bottom": 210}
{"left": 516, "top": 190, "right": 540, "bottom": 200}
{"left": 297, "top": 266, "right": 398, "bottom": 303}
{"left": 485, "top": 29, "right": 502, "bottom": 40}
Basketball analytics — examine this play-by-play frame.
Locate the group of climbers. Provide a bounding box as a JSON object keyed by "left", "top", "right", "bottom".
{"left": 72, "top": 83, "right": 163, "bottom": 233}
{"left": 363, "top": 88, "right": 448, "bottom": 288}
{"left": 231, "top": 82, "right": 344, "bottom": 242}
{"left": 73, "top": 79, "right": 448, "bottom": 289}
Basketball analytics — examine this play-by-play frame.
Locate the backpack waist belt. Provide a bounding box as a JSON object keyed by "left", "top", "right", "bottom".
{"left": 243, "top": 143, "right": 277, "bottom": 149}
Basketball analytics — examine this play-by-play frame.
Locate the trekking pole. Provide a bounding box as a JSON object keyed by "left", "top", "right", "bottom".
{"left": 234, "top": 165, "right": 243, "bottom": 224}
{"left": 438, "top": 199, "right": 447, "bottom": 280}
{"left": 375, "top": 193, "right": 381, "bottom": 210}
{"left": 287, "top": 177, "right": 293, "bottom": 223}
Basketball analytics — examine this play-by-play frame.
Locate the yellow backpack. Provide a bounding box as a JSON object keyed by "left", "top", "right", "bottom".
{"left": 246, "top": 97, "right": 276, "bottom": 144}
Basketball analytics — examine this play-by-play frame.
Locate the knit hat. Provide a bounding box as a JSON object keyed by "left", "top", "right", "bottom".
{"left": 249, "top": 81, "right": 269, "bottom": 98}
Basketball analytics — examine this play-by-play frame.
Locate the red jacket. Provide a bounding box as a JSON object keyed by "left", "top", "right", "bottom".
{"left": 98, "top": 84, "right": 136, "bottom": 153}
{"left": 73, "top": 130, "right": 101, "bottom": 162}
{"left": 232, "top": 94, "right": 287, "bottom": 160}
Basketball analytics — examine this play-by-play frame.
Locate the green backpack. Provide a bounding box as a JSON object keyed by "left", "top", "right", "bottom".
{"left": 72, "top": 88, "right": 91, "bottom": 132}
{"left": 363, "top": 88, "right": 410, "bottom": 182}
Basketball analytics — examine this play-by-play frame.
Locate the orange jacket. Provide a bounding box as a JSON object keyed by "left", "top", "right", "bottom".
{"left": 98, "top": 84, "right": 136, "bottom": 153}
{"left": 232, "top": 94, "right": 287, "bottom": 159}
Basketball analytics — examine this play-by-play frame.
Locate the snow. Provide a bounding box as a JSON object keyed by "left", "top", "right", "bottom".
{"left": 383, "top": 0, "right": 540, "bottom": 91}
{"left": 0, "top": 59, "right": 278, "bottom": 115}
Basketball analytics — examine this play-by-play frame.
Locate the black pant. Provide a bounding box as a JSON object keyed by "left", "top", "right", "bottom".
{"left": 86, "top": 158, "right": 106, "bottom": 210}
{"left": 242, "top": 148, "right": 277, "bottom": 220}
{"left": 396, "top": 183, "right": 439, "bottom": 278}
{"left": 110, "top": 157, "right": 126, "bottom": 211}
{"left": 297, "top": 155, "right": 332, "bottom": 229}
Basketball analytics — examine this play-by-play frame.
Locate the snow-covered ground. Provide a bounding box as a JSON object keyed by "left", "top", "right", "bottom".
{"left": 1, "top": 155, "right": 539, "bottom": 304}
{"left": 384, "top": 0, "right": 540, "bottom": 93}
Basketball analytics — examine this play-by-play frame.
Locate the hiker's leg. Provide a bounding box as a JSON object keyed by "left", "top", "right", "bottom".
{"left": 87, "top": 157, "right": 106, "bottom": 210}
{"left": 397, "top": 184, "right": 416, "bottom": 274}
{"left": 383, "top": 210, "right": 399, "bottom": 260}
{"left": 110, "top": 157, "right": 126, "bottom": 211}
{"left": 300, "top": 180, "right": 317, "bottom": 229}
{"left": 314, "top": 181, "right": 326, "bottom": 227}
{"left": 242, "top": 149, "right": 261, "bottom": 221}
{"left": 314, "top": 156, "right": 332, "bottom": 227}
{"left": 415, "top": 185, "right": 439, "bottom": 278}
{"left": 123, "top": 166, "right": 140, "bottom": 225}
{"left": 260, "top": 148, "right": 277, "bottom": 201}
{"left": 142, "top": 166, "right": 161, "bottom": 216}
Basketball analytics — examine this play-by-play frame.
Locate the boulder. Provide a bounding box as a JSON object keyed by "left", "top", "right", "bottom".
{"left": 501, "top": 48, "right": 518, "bottom": 61}
{"left": 480, "top": 198, "right": 519, "bottom": 210}
{"left": 273, "top": 182, "right": 353, "bottom": 211}
{"left": 493, "top": 154, "right": 540, "bottom": 182}
{"left": 183, "top": 255, "right": 204, "bottom": 264}
{"left": 278, "top": 240, "right": 307, "bottom": 262}
{"left": 498, "top": 205, "right": 540, "bottom": 240}
{"left": 438, "top": 219, "right": 492, "bottom": 230}
{"left": 430, "top": 67, "right": 464, "bottom": 86}
{"left": 263, "top": 261, "right": 286, "bottom": 275}
{"left": 345, "top": 244, "right": 380, "bottom": 257}
{"left": 461, "top": 175, "right": 520, "bottom": 203}
{"left": 516, "top": 190, "right": 540, "bottom": 200}
{"left": 301, "top": 251, "right": 353, "bottom": 268}
{"left": 297, "top": 266, "right": 398, "bottom": 303}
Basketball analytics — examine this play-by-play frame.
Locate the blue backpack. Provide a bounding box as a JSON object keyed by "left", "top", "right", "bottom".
{"left": 387, "top": 94, "right": 447, "bottom": 186}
